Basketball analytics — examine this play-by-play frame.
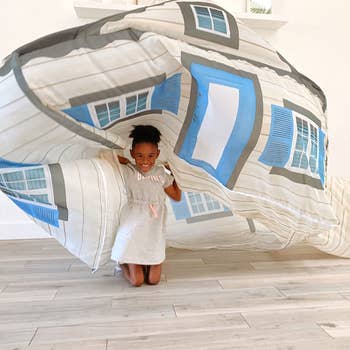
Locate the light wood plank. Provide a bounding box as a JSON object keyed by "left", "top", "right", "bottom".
{"left": 112, "top": 286, "right": 283, "bottom": 310}
{"left": 319, "top": 320, "right": 350, "bottom": 338}
{"left": 0, "top": 284, "right": 57, "bottom": 302}
{"left": 1, "top": 340, "right": 107, "bottom": 350}
{"left": 174, "top": 293, "right": 350, "bottom": 317}
{"left": 106, "top": 326, "right": 335, "bottom": 350}
{"left": 164, "top": 262, "right": 254, "bottom": 281}
{"left": 242, "top": 305, "right": 350, "bottom": 329}
{"left": 250, "top": 258, "right": 350, "bottom": 270}
{"left": 31, "top": 314, "right": 248, "bottom": 345}
{"left": 0, "top": 328, "right": 36, "bottom": 347}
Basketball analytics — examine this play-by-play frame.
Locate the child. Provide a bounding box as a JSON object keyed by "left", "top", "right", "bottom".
{"left": 113, "top": 125, "right": 181, "bottom": 287}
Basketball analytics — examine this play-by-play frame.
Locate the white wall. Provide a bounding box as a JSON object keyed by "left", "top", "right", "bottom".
{"left": 0, "top": 0, "right": 349, "bottom": 238}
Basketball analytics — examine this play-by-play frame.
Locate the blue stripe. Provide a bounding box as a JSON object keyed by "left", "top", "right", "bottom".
{"left": 178, "top": 63, "right": 256, "bottom": 187}
{"left": 318, "top": 129, "right": 325, "bottom": 186}
{"left": 259, "top": 105, "right": 294, "bottom": 167}
{"left": 0, "top": 158, "right": 40, "bottom": 169}
{"left": 62, "top": 105, "right": 94, "bottom": 127}
{"left": 151, "top": 74, "right": 181, "bottom": 115}
{"left": 9, "top": 197, "right": 59, "bottom": 227}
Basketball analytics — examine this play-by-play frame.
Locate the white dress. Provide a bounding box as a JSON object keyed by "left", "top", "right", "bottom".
{"left": 111, "top": 163, "right": 174, "bottom": 265}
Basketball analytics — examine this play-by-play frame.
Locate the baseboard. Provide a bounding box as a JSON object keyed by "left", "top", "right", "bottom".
{"left": 0, "top": 222, "right": 49, "bottom": 240}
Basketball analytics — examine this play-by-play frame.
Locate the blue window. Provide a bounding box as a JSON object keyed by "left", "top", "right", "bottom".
{"left": 188, "top": 192, "right": 223, "bottom": 215}
{"left": 193, "top": 5, "right": 229, "bottom": 36}
{"left": 291, "top": 117, "right": 318, "bottom": 174}
{"left": 137, "top": 92, "right": 148, "bottom": 111}
{"left": 170, "top": 191, "right": 227, "bottom": 220}
{"left": 0, "top": 166, "right": 57, "bottom": 226}
{"left": 1, "top": 168, "right": 47, "bottom": 191}
{"left": 31, "top": 194, "right": 50, "bottom": 204}
{"left": 126, "top": 92, "right": 149, "bottom": 116}
{"left": 259, "top": 104, "right": 326, "bottom": 188}
{"left": 178, "top": 63, "right": 257, "bottom": 188}
{"left": 95, "top": 100, "right": 120, "bottom": 127}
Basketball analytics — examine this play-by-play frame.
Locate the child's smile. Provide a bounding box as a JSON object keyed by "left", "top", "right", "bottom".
{"left": 130, "top": 142, "right": 160, "bottom": 173}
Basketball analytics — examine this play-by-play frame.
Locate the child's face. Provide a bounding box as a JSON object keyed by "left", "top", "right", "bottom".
{"left": 130, "top": 142, "right": 160, "bottom": 173}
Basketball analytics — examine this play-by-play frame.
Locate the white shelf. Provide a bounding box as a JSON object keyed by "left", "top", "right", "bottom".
{"left": 74, "top": 0, "right": 139, "bottom": 19}
{"left": 74, "top": 1, "right": 287, "bottom": 30}
{"left": 237, "top": 13, "right": 287, "bottom": 30}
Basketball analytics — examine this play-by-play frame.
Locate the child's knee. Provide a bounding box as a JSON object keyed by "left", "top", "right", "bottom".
{"left": 147, "top": 275, "right": 160, "bottom": 285}
{"left": 130, "top": 274, "right": 144, "bottom": 287}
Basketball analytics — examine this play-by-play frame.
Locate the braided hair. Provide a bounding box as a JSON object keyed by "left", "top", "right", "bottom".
{"left": 129, "top": 125, "right": 161, "bottom": 149}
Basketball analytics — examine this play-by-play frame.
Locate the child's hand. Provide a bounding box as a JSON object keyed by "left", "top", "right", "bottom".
{"left": 118, "top": 155, "right": 130, "bottom": 165}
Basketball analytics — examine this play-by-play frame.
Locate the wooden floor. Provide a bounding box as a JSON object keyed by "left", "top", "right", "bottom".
{"left": 2, "top": 240, "right": 350, "bottom": 349}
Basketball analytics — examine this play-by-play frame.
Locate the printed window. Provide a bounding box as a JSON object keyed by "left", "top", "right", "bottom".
{"left": 288, "top": 115, "right": 319, "bottom": 175}
{"left": 187, "top": 192, "right": 225, "bottom": 216}
{"left": 126, "top": 92, "right": 149, "bottom": 116}
{"left": 0, "top": 167, "right": 51, "bottom": 205}
{"left": 94, "top": 100, "right": 120, "bottom": 128}
{"left": 192, "top": 5, "right": 230, "bottom": 37}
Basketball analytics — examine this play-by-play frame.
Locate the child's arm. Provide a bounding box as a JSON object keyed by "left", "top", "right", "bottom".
{"left": 164, "top": 179, "right": 181, "bottom": 202}
{"left": 163, "top": 163, "right": 181, "bottom": 201}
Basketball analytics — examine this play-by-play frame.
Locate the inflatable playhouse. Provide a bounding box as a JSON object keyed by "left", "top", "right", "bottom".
{"left": 0, "top": 0, "right": 349, "bottom": 270}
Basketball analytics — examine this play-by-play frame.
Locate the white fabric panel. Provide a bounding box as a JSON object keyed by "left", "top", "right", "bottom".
{"left": 192, "top": 83, "right": 239, "bottom": 168}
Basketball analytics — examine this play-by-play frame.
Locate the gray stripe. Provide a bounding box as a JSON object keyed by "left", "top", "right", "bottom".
{"left": 48, "top": 163, "right": 68, "bottom": 221}
{"left": 105, "top": 110, "right": 163, "bottom": 130}
{"left": 246, "top": 218, "right": 256, "bottom": 233}
{"left": 174, "top": 73, "right": 198, "bottom": 154}
{"left": 176, "top": 52, "right": 263, "bottom": 190}
{"left": 186, "top": 210, "right": 233, "bottom": 224}
{"left": 69, "top": 73, "right": 166, "bottom": 106}
{"left": 10, "top": 53, "right": 120, "bottom": 149}
{"left": 270, "top": 167, "right": 323, "bottom": 190}
{"left": 283, "top": 99, "right": 321, "bottom": 127}
{"left": 0, "top": 57, "right": 13, "bottom": 77}
{"left": 178, "top": 2, "right": 239, "bottom": 50}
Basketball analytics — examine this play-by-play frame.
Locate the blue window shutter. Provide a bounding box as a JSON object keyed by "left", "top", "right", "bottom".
{"left": 259, "top": 105, "right": 294, "bottom": 167}
{"left": 62, "top": 105, "right": 94, "bottom": 127}
{"left": 318, "top": 129, "right": 326, "bottom": 186}
{"left": 0, "top": 158, "right": 40, "bottom": 168}
{"left": 151, "top": 74, "right": 181, "bottom": 115}
{"left": 9, "top": 197, "right": 59, "bottom": 227}
{"left": 169, "top": 194, "right": 191, "bottom": 220}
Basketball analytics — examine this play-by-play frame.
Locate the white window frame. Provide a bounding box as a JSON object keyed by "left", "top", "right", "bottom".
{"left": 185, "top": 192, "right": 225, "bottom": 217}
{"left": 285, "top": 111, "right": 320, "bottom": 179}
{"left": 89, "top": 88, "right": 153, "bottom": 128}
{"left": 0, "top": 166, "right": 55, "bottom": 207}
{"left": 190, "top": 4, "right": 230, "bottom": 38}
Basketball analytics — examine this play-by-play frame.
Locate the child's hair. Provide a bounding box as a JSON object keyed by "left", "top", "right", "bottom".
{"left": 129, "top": 125, "right": 161, "bottom": 148}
